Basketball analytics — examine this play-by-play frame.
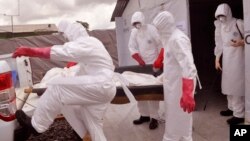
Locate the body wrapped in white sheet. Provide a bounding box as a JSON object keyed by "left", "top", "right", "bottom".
{"left": 36, "top": 67, "right": 163, "bottom": 88}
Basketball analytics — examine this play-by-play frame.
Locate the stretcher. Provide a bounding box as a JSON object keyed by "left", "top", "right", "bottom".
{"left": 24, "top": 65, "right": 164, "bottom": 104}
{"left": 113, "top": 65, "right": 163, "bottom": 104}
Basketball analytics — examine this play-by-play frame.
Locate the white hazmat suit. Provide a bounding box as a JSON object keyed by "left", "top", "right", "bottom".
{"left": 153, "top": 11, "right": 197, "bottom": 141}
{"left": 14, "top": 22, "right": 116, "bottom": 141}
{"left": 129, "top": 11, "right": 162, "bottom": 63}
{"left": 128, "top": 11, "right": 163, "bottom": 124}
{"left": 214, "top": 3, "right": 245, "bottom": 121}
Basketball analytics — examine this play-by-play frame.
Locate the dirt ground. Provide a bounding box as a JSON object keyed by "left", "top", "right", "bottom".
{"left": 15, "top": 119, "right": 82, "bottom": 141}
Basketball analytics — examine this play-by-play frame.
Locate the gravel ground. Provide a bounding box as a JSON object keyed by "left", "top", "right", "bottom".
{"left": 15, "top": 119, "right": 82, "bottom": 141}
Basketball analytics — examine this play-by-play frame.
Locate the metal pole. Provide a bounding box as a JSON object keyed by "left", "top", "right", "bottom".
{"left": 11, "top": 16, "right": 13, "bottom": 33}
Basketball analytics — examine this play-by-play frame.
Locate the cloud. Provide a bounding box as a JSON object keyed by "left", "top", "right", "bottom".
{"left": 0, "top": 0, "right": 116, "bottom": 30}
{"left": 75, "top": 0, "right": 115, "bottom": 6}
{"left": 0, "top": 0, "right": 19, "bottom": 15}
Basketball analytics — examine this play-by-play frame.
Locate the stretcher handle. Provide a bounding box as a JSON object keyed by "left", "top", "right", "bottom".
{"left": 24, "top": 87, "right": 46, "bottom": 96}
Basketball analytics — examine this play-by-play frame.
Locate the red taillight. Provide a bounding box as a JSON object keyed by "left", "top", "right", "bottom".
{"left": 0, "top": 72, "right": 12, "bottom": 91}
{"left": 0, "top": 61, "right": 16, "bottom": 121}
{"left": 0, "top": 114, "right": 16, "bottom": 122}
{"left": 0, "top": 71, "right": 16, "bottom": 121}
{"left": 0, "top": 94, "right": 16, "bottom": 122}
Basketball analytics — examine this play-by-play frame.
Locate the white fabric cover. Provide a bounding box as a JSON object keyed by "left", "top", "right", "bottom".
{"left": 121, "top": 71, "right": 162, "bottom": 86}
{"left": 153, "top": 11, "right": 197, "bottom": 141}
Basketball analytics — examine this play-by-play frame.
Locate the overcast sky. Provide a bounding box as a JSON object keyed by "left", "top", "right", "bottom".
{"left": 0, "top": 0, "right": 117, "bottom": 30}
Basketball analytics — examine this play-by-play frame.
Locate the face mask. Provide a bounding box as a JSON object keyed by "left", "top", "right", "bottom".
{"left": 219, "top": 16, "right": 226, "bottom": 23}
{"left": 135, "top": 23, "right": 142, "bottom": 29}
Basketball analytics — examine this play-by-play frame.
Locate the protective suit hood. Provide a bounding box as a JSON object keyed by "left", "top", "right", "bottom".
{"left": 131, "top": 11, "right": 145, "bottom": 26}
{"left": 152, "top": 11, "right": 176, "bottom": 40}
{"left": 57, "top": 20, "right": 70, "bottom": 33}
{"left": 215, "top": 3, "right": 233, "bottom": 22}
{"left": 64, "top": 23, "right": 89, "bottom": 41}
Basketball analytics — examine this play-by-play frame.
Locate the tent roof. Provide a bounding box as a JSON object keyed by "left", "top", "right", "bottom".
{"left": 111, "top": 0, "right": 129, "bottom": 21}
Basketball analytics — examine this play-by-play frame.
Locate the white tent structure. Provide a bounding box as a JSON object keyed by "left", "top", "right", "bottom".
{"left": 243, "top": 0, "right": 250, "bottom": 124}
{"left": 111, "top": 0, "right": 250, "bottom": 124}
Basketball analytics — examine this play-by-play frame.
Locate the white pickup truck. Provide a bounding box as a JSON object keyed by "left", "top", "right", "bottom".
{"left": 0, "top": 55, "right": 34, "bottom": 141}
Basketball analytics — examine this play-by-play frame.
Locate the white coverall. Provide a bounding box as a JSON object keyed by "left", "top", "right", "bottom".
{"left": 214, "top": 3, "right": 245, "bottom": 118}
{"left": 128, "top": 11, "right": 162, "bottom": 119}
{"left": 31, "top": 23, "right": 116, "bottom": 141}
{"left": 153, "top": 11, "right": 197, "bottom": 141}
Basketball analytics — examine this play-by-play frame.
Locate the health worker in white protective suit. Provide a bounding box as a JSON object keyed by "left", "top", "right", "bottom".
{"left": 153, "top": 11, "right": 197, "bottom": 141}
{"left": 214, "top": 3, "right": 245, "bottom": 125}
{"left": 13, "top": 22, "right": 116, "bottom": 141}
{"left": 128, "top": 11, "right": 164, "bottom": 130}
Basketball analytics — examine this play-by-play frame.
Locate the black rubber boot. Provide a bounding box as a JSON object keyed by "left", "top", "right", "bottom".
{"left": 227, "top": 116, "right": 245, "bottom": 125}
{"left": 220, "top": 109, "right": 233, "bottom": 116}
{"left": 133, "top": 116, "right": 150, "bottom": 125}
{"left": 14, "top": 126, "right": 32, "bottom": 141}
{"left": 149, "top": 118, "right": 159, "bottom": 130}
{"left": 15, "top": 110, "right": 40, "bottom": 136}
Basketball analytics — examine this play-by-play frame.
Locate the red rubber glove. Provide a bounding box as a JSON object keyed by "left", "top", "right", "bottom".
{"left": 66, "top": 62, "right": 77, "bottom": 68}
{"left": 180, "top": 78, "right": 195, "bottom": 113}
{"left": 132, "top": 53, "right": 145, "bottom": 66}
{"left": 153, "top": 48, "right": 164, "bottom": 69}
{"left": 12, "top": 46, "right": 51, "bottom": 59}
